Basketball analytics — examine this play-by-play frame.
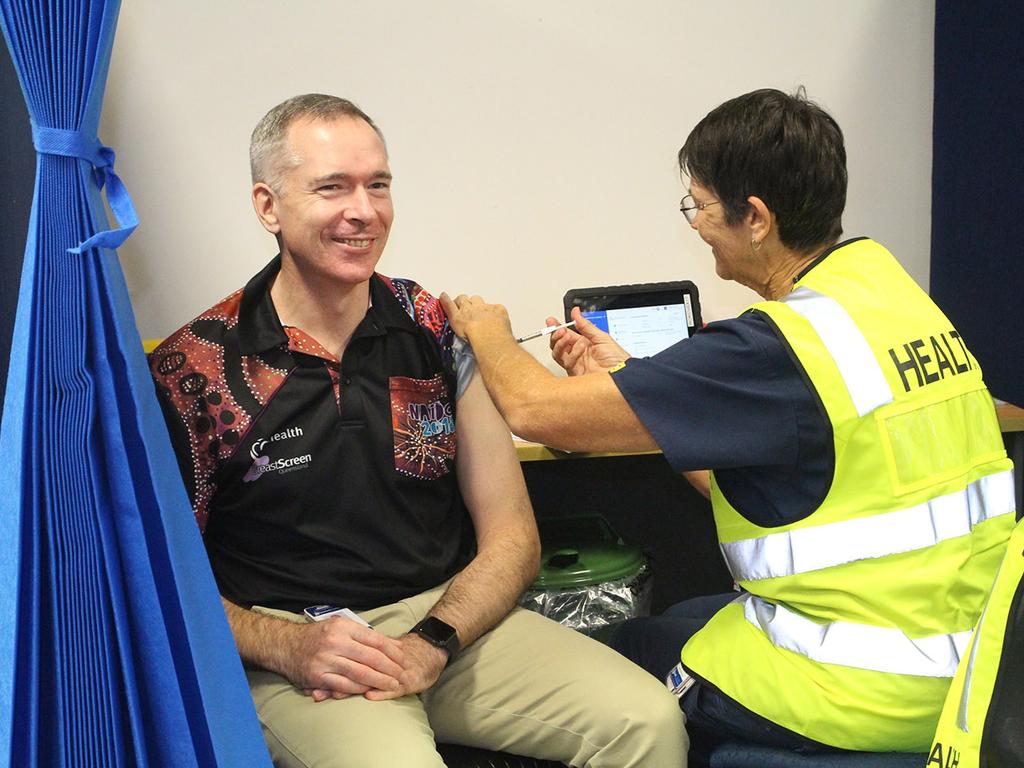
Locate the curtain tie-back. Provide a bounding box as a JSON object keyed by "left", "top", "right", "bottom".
{"left": 31, "top": 122, "right": 139, "bottom": 254}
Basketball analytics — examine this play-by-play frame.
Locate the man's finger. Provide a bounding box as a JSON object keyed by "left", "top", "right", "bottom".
{"left": 363, "top": 686, "right": 406, "bottom": 702}
{"left": 337, "top": 638, "right": 405, "bottom": 680}
{"left": 322, "top": 662, "right": 398, "bottom": 693}
{"left": 345, "top": 624, "right": 406, "bottom": 667}
{"left": 306, "top": 687, "right": 352, "bottom": 702}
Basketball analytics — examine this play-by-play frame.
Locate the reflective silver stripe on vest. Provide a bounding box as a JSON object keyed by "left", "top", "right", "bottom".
{"left": 782, "top": 286, "right": 893, "bottom": 416}
{"left": 957, "top": 606, "right": 985, "bottom": 731}
{"left": 740, "top": 593, "right": 972, "bottom": 677}
{"left": 721, "top": 469, "right": 1015, "bottom": 581}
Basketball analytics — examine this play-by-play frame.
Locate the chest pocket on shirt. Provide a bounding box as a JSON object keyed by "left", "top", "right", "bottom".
{"left": 389, "top": 374, "right": 456, "bottom": 479}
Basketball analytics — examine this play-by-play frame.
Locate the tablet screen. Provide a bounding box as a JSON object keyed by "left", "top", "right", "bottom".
{"left": 583, "top": 303, "right": 691, "bottom": 357}
{"left": 564, "top": 282, "right": 700, "bottom": 358}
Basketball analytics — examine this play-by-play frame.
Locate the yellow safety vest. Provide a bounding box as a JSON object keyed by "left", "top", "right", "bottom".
{"left": 681, "top": 239, "right": 1014, "bottom": 752}
{"left": 929, "top": 517, "right": 1024, "bottom": 768}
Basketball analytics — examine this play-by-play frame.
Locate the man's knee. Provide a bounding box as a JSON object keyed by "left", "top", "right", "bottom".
{"left": 648, "top": 688, "right": 689, "bottom": 750}
{"left": 619, "top": 682, "right": 687, "bottom": 742}
{"left": 583, "top": 669, "right": 688, "bottom": 768}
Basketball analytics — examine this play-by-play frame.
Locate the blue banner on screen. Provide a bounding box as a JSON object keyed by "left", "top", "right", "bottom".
{"left": 583, "top": 302, "right": 690, "bottom": 357}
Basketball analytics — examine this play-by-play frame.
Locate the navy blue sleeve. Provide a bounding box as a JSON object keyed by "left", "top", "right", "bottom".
{"left": 612, "top": 314, "right": 803, "bottom": 471}
{"left": 610, "top": 312, "right": 832, "bottom": 528}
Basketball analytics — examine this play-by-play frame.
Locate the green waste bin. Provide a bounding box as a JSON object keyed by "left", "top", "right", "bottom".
{"left": 519, "top": 515, "right": 652, "bottom": 634}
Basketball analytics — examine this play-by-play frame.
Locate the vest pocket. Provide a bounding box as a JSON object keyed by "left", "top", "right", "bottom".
{"left": 389, "top": 374, "right": 456, "bottom": 480}
{"left": 878, "top": 386, "right": 1005, "bottom": 494}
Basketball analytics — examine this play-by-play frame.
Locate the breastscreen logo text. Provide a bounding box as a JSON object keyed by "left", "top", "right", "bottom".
{"left": 244, "top": 426, "right": 308, "bottom": 482}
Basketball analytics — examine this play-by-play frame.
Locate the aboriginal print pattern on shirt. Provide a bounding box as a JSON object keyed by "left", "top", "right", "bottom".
{"left": 390, "top": 373, "right": 456, "bottom": 479}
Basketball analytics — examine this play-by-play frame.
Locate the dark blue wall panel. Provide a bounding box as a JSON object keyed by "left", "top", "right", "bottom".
{"left": 932, "top": 1, "right": 1023, "bottom": 405}
{"left": 0, "top": 36, "right": 33, "bottom": 421}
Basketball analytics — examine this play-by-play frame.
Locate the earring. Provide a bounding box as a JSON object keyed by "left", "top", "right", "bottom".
{"left": 751, "top": 239, "right": 762, "bottom": 252}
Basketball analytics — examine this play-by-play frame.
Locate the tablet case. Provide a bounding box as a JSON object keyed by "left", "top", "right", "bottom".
{"left": 563, "top": 281, "right": 702, "bottom": 334}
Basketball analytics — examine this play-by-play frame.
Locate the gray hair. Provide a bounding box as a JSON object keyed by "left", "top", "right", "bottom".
{"left": 249, "top": 94, "right": 384, "bottom": 192}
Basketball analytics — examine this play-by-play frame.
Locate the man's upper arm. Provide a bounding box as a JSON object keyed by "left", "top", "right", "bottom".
{"left": 453, "top": 371, "right": 533, "bottom": 539}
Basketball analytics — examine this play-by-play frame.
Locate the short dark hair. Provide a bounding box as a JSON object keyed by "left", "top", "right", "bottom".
{"left": 678, "top": 88, "right": 847, "bottom": 253}
{"left": 250, "top": 94, "right": 384, "bottom": 191}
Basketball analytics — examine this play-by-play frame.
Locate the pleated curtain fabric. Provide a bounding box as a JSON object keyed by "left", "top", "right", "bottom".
{"left": 0, "top": 2, "right": 271, "bottom": 765}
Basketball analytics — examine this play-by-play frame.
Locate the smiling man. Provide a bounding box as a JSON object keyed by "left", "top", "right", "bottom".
{"left": 148, "top": 94, "right": 684, "bottom": 768}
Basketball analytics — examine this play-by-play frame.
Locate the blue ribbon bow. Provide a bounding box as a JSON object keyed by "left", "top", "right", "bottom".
{"left": 30, "top": 122, "right": 139, "bottom": 253}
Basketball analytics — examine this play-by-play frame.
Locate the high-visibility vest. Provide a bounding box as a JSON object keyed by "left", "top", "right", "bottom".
{"left": 681, "top": 239, "right": 1014, "bottom": 752}
{"left": 929, "top": 517, "right": 1024, "bottom": 768}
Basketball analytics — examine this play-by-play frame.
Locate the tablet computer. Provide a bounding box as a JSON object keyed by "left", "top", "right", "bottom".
{"left": 563, "top": 281, "right": 701, "bottom": 358}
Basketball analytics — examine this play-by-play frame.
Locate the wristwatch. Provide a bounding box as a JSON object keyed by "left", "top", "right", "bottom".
{"left": 410, "top": 616, "right": 460, "bottom": 662}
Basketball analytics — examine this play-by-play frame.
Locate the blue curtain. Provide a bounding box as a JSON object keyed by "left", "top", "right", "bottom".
{"left": 0, "top": 2, "right": 271, "bottom": 765}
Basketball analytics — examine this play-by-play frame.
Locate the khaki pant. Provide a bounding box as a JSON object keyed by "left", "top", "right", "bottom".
{"left": 247, "top": 581, "right": 687, "bottom": 767}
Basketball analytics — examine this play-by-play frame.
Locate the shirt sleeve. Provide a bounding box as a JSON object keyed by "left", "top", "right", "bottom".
{"left": 610, "top": 313, "right": 805, "bottom": 473}
{"left": 452, "top": 337, "right": 477, "bottom": 399}
{"left": 395, "top": 279, "right": 466, "bottom": 396}
{"left": 150, "top": 351, "right": 203, "bottom": 504}
{"left": 148, "top": 332, "right": 220, "bottom": 532}
{"left": 610, "top": 311, "right": 835, "bottom": 528}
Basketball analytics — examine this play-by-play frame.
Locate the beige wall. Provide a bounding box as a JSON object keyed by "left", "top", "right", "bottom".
{"left": 106, "top": 1, "right": 935, "bottom": 370}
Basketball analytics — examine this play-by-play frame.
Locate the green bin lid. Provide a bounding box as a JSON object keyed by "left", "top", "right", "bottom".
{"left": 531, "top": 515, "right": 644, "bottom": 588}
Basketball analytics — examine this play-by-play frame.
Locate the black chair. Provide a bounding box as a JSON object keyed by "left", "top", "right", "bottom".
{"left": 709, "top": 742, "right": 926, "bottom": 768}
{"left": 437, "top": 743, "right": 567, "bottom": 768}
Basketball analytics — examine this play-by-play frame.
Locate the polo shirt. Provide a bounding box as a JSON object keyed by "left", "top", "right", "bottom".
{"left": 151, "top": 256, "right": 474, "bottom": 612}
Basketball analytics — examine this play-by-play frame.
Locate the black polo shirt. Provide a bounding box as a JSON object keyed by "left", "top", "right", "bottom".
{"left": 151, "top": 257, "right": 474, "bottom": 611}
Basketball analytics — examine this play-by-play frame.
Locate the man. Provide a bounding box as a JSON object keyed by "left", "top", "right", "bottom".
{"left": 441, "top": 89, "right": 1015, "bottom": 763}
{"left": 149, "top": 94, "right": 684, "bottom": 767}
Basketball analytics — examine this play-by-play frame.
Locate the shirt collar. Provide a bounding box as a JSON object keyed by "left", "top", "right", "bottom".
{"left": 237, "top": 255, "right": 419, "bottom": 356}
{"left": 363, "top": 272, "right": 422, "bottom": 336}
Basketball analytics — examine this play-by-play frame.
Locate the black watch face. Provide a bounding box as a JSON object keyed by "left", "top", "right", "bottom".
{"left": 418, "top": 616, "right": 457, "bottom": 644}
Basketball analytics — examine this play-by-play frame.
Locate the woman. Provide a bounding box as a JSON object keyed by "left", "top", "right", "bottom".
{"left": 440, "top": 88, "right": 1013, "bottom": 764}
